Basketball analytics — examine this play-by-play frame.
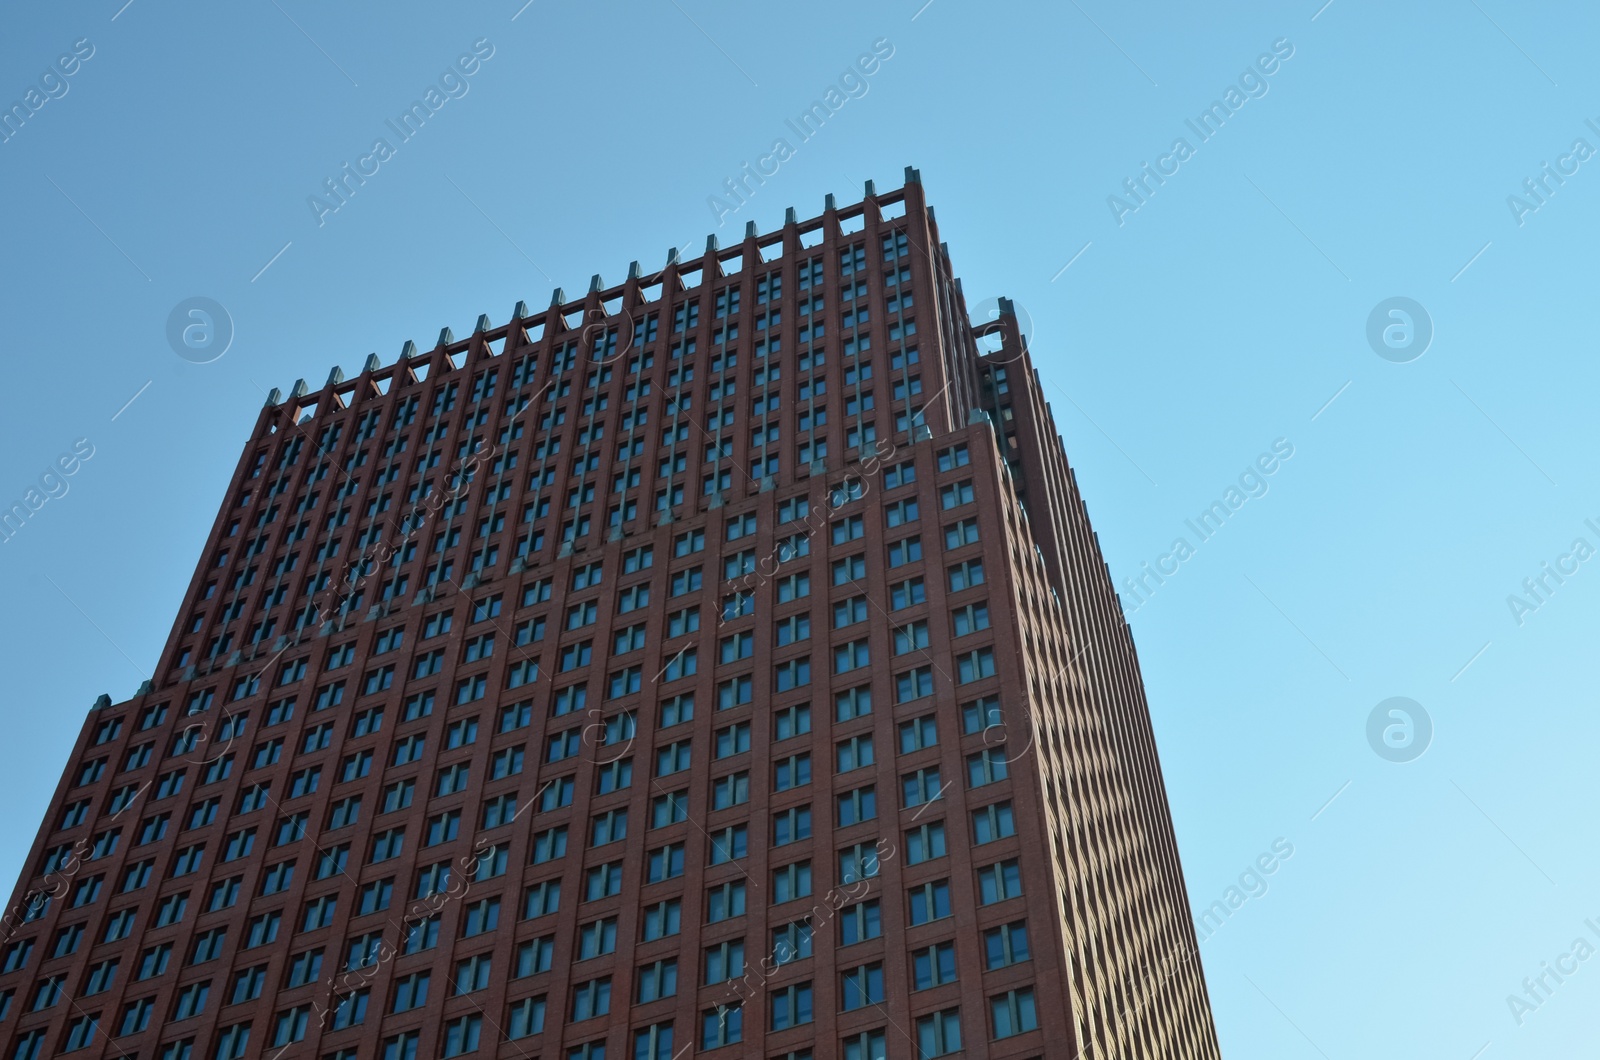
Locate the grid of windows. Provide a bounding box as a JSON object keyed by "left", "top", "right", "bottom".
{"left": 0, "top": 174, "right": 1218, "bottom": 1060}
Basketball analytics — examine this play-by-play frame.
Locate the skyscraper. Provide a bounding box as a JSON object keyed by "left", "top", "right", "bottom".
{"left": 0, "top": 169, "right": 1221, "bottom": 1060}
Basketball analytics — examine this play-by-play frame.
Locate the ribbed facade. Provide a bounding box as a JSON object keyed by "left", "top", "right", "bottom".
{"left": 0, "top": 169, "right": 1220, "bottom": 1060}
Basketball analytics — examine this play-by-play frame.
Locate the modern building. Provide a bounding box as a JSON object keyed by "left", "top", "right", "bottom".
{"left": 0, "top": 169, "right": 1221, "bottom": 1060}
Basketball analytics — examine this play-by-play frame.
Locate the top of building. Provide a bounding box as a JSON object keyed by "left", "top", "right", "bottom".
{"left": 263, "top": 166, "right": 942, "bottom": 423}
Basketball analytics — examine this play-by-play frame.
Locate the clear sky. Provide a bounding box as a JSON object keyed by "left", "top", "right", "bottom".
{"left": 3, "top": 1, "right": 1598, "bottom": 1055}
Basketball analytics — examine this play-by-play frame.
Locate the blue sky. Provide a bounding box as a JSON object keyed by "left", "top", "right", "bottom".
{"left": 3, "top": 0, "right": 1599, "bottom": 1055}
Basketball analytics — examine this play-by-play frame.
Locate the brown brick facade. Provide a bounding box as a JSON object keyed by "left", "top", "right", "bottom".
{"left": 0, "top": 170, "right": 1220, "bottom": 1060}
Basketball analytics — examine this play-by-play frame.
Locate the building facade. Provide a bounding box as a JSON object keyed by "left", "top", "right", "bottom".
{"left": 0, "top": 170, "right": 1221, "bottom": 1060}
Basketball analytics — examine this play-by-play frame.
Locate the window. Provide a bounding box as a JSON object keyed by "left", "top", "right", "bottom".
{"left": 909, "top": 879, "right": 951, "bottom": 924}
{"left": 709, "top": 824, "right": 747, "bottom": 864}
{"left": 703, "top": 939, "right": 744, "bottom": 984}
{"left": 984, "top": 920, "right": 1031, "bottom": 969}
{"left": 837, "top": 787, "right": 876, "bottom": 827}
{"left": 522, "top": 879, "right": 561, "bottom": 920}
{"left": 392, "top": 971, "right": 430, "bottom": 1012}
{"left": 657, "top": 741, "right": 692, "bottom": 776}
{"left": 916, "top": 1008, "right": 962, "bottom": 1057}
{"left": 515, "top": 937, "right": 554, "bottom": 976}
{"left": 968, "top": 747, "right": 1009, "bottom": 787}
{"left": 173, "top": 978, "right": 210, "bottom": 1019}
{"left": 949, "top": 559, "right": 985, "bottom": 591}
{"left": 158, "top": 891, "right": 191, "bottom": 925}
{"left": 992, "top": 987, "right": 1039, "bottom": 1038}
{"left": 978, "top": 858, "right": 1023, "bottom": 904}
{"left": 945, "top": 518, "right": 980, "bottom": 549}
{"left": 771, "top": 920, "right": 813, "bottom": 967}
{"left": 963, "top": 695, "right": 1002, "bottom": 734}
{"left": 426, "top": 811, "right": 461, "bottom": 846}
{"left": 773, "top": 805, "right": 812, "bottom": 846}
{"left": 668, "top": 607, "right": 699, "bottom": 637}
{"left": 713, "top": 771, "right": 750, "bottom": 809}
{"left": 494, "top": 742, "right": 527, "bottom": 775}
{"left": 957, "top": 647, "right": 997, "bottom": 684}
{"left": 715, "top": 721, "right": 751, "bottom": 757}
{"left": 773, "top": 753, "right": 811, "bottom": 791}
{"left": 570, "top": 976, "right": 611, "bottom": 1020}
{"left": 840, "top": 962, "right": 885, "bottom": 1010}
{"left": 229, "top": 964, "right": 265, "bottom": 1004}
{"left": 836, "top": 735, "right": 874, "bottom": 772}
{"left": 642, "top": 898, "right": 682, "bottom": 941}
{"left": 893, "top": 620, "right": 930, "bottom": 654}
{"left": 840, "top": 899, "right": 881, "bottom": 945}
{"left": 52, "top": 922, "right": 85, "bottom": 957}
{"left": 508, "top": 996, "right": 547, "bottom": 1039}
{"left": 328, "top": 797, "right": 361, "bottom": 829}
{"left": 303, "top": 895, "right": 337, "bottom": 931}
{"left": 773, "top": 860, "right": 812, "bottom": 903}
{"left": 707, "top": 881, "right": 746, "bottom": 923}
{"left": 245, "top": 911, "right": 280, "bottom": 948}
{"left": 578, "top": 916, "right": 618, "bottom": 959}
{"left": 381, "top": 1032, "right": 421, "bottom": 1060}
{"left": 702, "top": 1003, "right": 743, "bottom": 1049}
{"left": 775, "top": 702, "right": 810, "bottom": 740}
{"left": 719, "top": 630, "right": 753, "bottom": 663}
{"left": 339, "top": 750, "right": 372, "bottom": 782}
{"left": 833, "top": 597, "right": 868, "bottom": 631}
{"left": 455, "top": 955, "right": 492, "bottom": 995}
{"left": 64, "top": 1014, "right": 100, "bottom": 1052}
{"left": 447, "top": 717, "right": 478, "bottom": 747}
{"left": 887, "top": 536, "right": 922, "bottom": 567}
{"left": 586, "top": 861, "right": 624, "bottom": 899}
{"left": 899, "top": 715, "right": 937, "bottom": 752}
{"left": 834, "top": 640, "right": 870, "bottom": 674}
{"left": 435, "top": 765, "right": 467, "bottom": 797}
{"left": 636, "top": 959, "right": 678, "bottom": 1004}
{"left": 835, "top": 686, "right": 872, "bottom": 722}
{"left": 648, "top": 842, "right": 686, "bottom": 881}
{"left": 192, "top": 927, "right": 228, "bottom": 963}
{"left": 776, "top": 573, "right": 809, "bottom": 602}
{"left": 652, "top": 790, "right": 690, "bottom": 826}
{"left": 718, "top": 675, "right": 752, "bottom": 709}
{"left": 771, "top": 980, "right": 814, "bottom": 1031}
{"left": 974, "top": 801, "right": 1017, "bottom": 844}
{"left": 660, "top": 693, "right": 694, "bottom": 727}
{"left": 913, "top": 940, "right": 957, "bottom": 989}
{"left": 382, "top": 779, "right": 415, "bottom": 812}
{"left": 135, "top": 941, "right": 172, "bottom": 980}
{"left": 774, "top": 656, "right": 810, "bottom": 691}
{"left": 591, "top": 809, "right": 628, "bottom": 846}
{"left": 902, "top": 767, "right": 944, "bottom": 808}
{"left": 906, "top": 821, "right": 947, "bottom": 864}
{"left": 891, "top": 577, "right": 925, "bottom": 609}
{"left": 330, "top": 988, "right": 369, "bottom": 1030}
{"left": 463, "top": 898, "right": 501, "bottom": 937}
{"left": 102, "top": 909, "right": 136, "bottom": 941}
